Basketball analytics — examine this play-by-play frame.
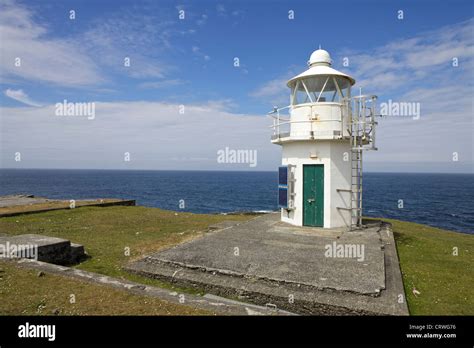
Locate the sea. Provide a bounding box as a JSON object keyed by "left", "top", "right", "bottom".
{"left": 0, "top": 169, "right": 472, "bottom": 234}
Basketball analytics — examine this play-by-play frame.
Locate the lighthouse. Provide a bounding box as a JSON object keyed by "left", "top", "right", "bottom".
{"left": 270, "top": 48, "right": 378, "bottom": 229}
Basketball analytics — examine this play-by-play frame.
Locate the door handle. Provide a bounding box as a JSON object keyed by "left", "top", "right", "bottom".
{"left": 307, "top": 198, "right": 315, "bottom": 203}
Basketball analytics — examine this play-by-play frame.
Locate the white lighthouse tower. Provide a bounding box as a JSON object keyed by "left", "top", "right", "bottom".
{"left": 271, "top": 48, "right": 378, "bottom": 229}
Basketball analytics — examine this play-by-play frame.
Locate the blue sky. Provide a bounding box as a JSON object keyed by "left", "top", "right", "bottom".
{"left": 0, "top": 0, "right": 473, "bottom": 172}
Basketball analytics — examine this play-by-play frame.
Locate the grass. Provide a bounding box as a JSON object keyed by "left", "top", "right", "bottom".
{"left": 0, "top": 206, "right": 252, "bottom": 293}
{"left": 0, "top": 261, "right": 210, "bottom": 315}
{"left": 385, "top": 218, "right": 473, "bottom": 315}
{"left": 0, "top": 206, "right": 472, "bottom": 315}
{"left": 0, "top": 206, "right": 251, "bottom": 315}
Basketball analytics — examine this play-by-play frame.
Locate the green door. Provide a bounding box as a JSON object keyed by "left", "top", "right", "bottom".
{"left": 303, "top": 165, "right": 324, "bottom": 227}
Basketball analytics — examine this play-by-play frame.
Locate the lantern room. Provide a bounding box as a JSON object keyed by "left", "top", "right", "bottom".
{"left": 288, "top": 49, "right": 354, "bottom": 106}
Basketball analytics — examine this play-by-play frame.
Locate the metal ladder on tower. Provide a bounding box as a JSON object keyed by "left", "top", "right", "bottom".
{"left": 350, "top": 98, "right": 364, "bottom": 230}
{"left": 337, "top": 94, "right": 378, "bottom": 230}
{"left": 349, "top": 93, "right": 378, "bottom": 230}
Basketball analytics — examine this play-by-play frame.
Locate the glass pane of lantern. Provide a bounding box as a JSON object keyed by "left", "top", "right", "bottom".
{"left": 302, "top": 76, "right": 330, "bottom": 93}
{"left": 291, "top": 75, "right": 351, "bottom": 105}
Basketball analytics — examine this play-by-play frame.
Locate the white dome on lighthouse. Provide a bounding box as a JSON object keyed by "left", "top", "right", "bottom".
{"left": 287, "top": 48, "right": 355, "bottom": 87}
{"left": 308, "top": 49, "right": 332, "bottom": 66}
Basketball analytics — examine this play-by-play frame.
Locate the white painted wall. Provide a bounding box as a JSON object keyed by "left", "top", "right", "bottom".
{"left": 289, "top": 102, "right": 350, "bottom": 139}
{"left": 281, "top": 140, "right": 352, "bottom": 228}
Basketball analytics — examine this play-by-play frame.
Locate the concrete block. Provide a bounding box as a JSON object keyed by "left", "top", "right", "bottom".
{"left": 0, "top": 234, "right": 86, "bottom": 265}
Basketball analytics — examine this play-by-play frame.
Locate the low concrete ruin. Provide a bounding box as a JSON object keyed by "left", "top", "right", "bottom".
{"left": 0, "top": 194, "right": 135, "bottom": 218}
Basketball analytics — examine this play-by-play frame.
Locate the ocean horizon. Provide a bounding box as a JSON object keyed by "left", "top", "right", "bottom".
{"left": 1, "top": 168, "right": 473, "bottom": 234}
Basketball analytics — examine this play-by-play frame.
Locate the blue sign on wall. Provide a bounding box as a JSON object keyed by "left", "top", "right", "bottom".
{"left": 278, "top": 166, "right": 288, "bottom": 208}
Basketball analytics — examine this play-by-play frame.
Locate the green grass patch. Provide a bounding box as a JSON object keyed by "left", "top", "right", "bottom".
{"left": 0, "top": 261, "right": 210, "bottom": 315}
{"left": 384, "top": 218, "right": 473, "bottom": 315}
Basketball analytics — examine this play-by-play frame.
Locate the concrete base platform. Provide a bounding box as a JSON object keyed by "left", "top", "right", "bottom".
{"left": 0, "top": 234, "right": 86, "bottom": 265}
{"left": 126, "top": 213, "right": 408, "bottom": 315}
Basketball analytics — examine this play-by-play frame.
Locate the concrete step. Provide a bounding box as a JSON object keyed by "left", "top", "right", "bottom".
{"left": 70, "top": 243, "right": 86, "bottom": 263}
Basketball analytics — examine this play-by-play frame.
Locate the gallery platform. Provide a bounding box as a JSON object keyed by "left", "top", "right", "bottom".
{"left": 126, "top": 213, "right": 408, "bottom": 315}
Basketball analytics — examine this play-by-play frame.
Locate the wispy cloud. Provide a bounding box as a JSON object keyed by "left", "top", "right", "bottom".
{"left": 138, "top": 79, "right": 187, "bottom": 89}
{"left": 80, "top": 7, "right": 178, "bottom": 80}
{"left": 191, "top": 46, "right": 211, "bottom": 62}
{"left": 0, "top": 0, "right": 104, "bottom": 87}
{"left": 4, "top": 88, "right": 41, "bottom": 107}
{"left": 250, "top": 77, "right": 289, "bottom": 99}
{"left": 0, "top": 0, "right": 192, "bottom": 87}
{"left": 249, "top": 68, "right": 298, "bottom": 107}
{"left": 216, "top": 4, "right": 226, "bottom": 16}
{"left": 342, "top": 18, "right": 474, "bottom": 93}
{"left": 215, "top": 3, "right": 244, "bottom": 20}
{"left": 196, "top": 14, "right": 208, "bottom": 26}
